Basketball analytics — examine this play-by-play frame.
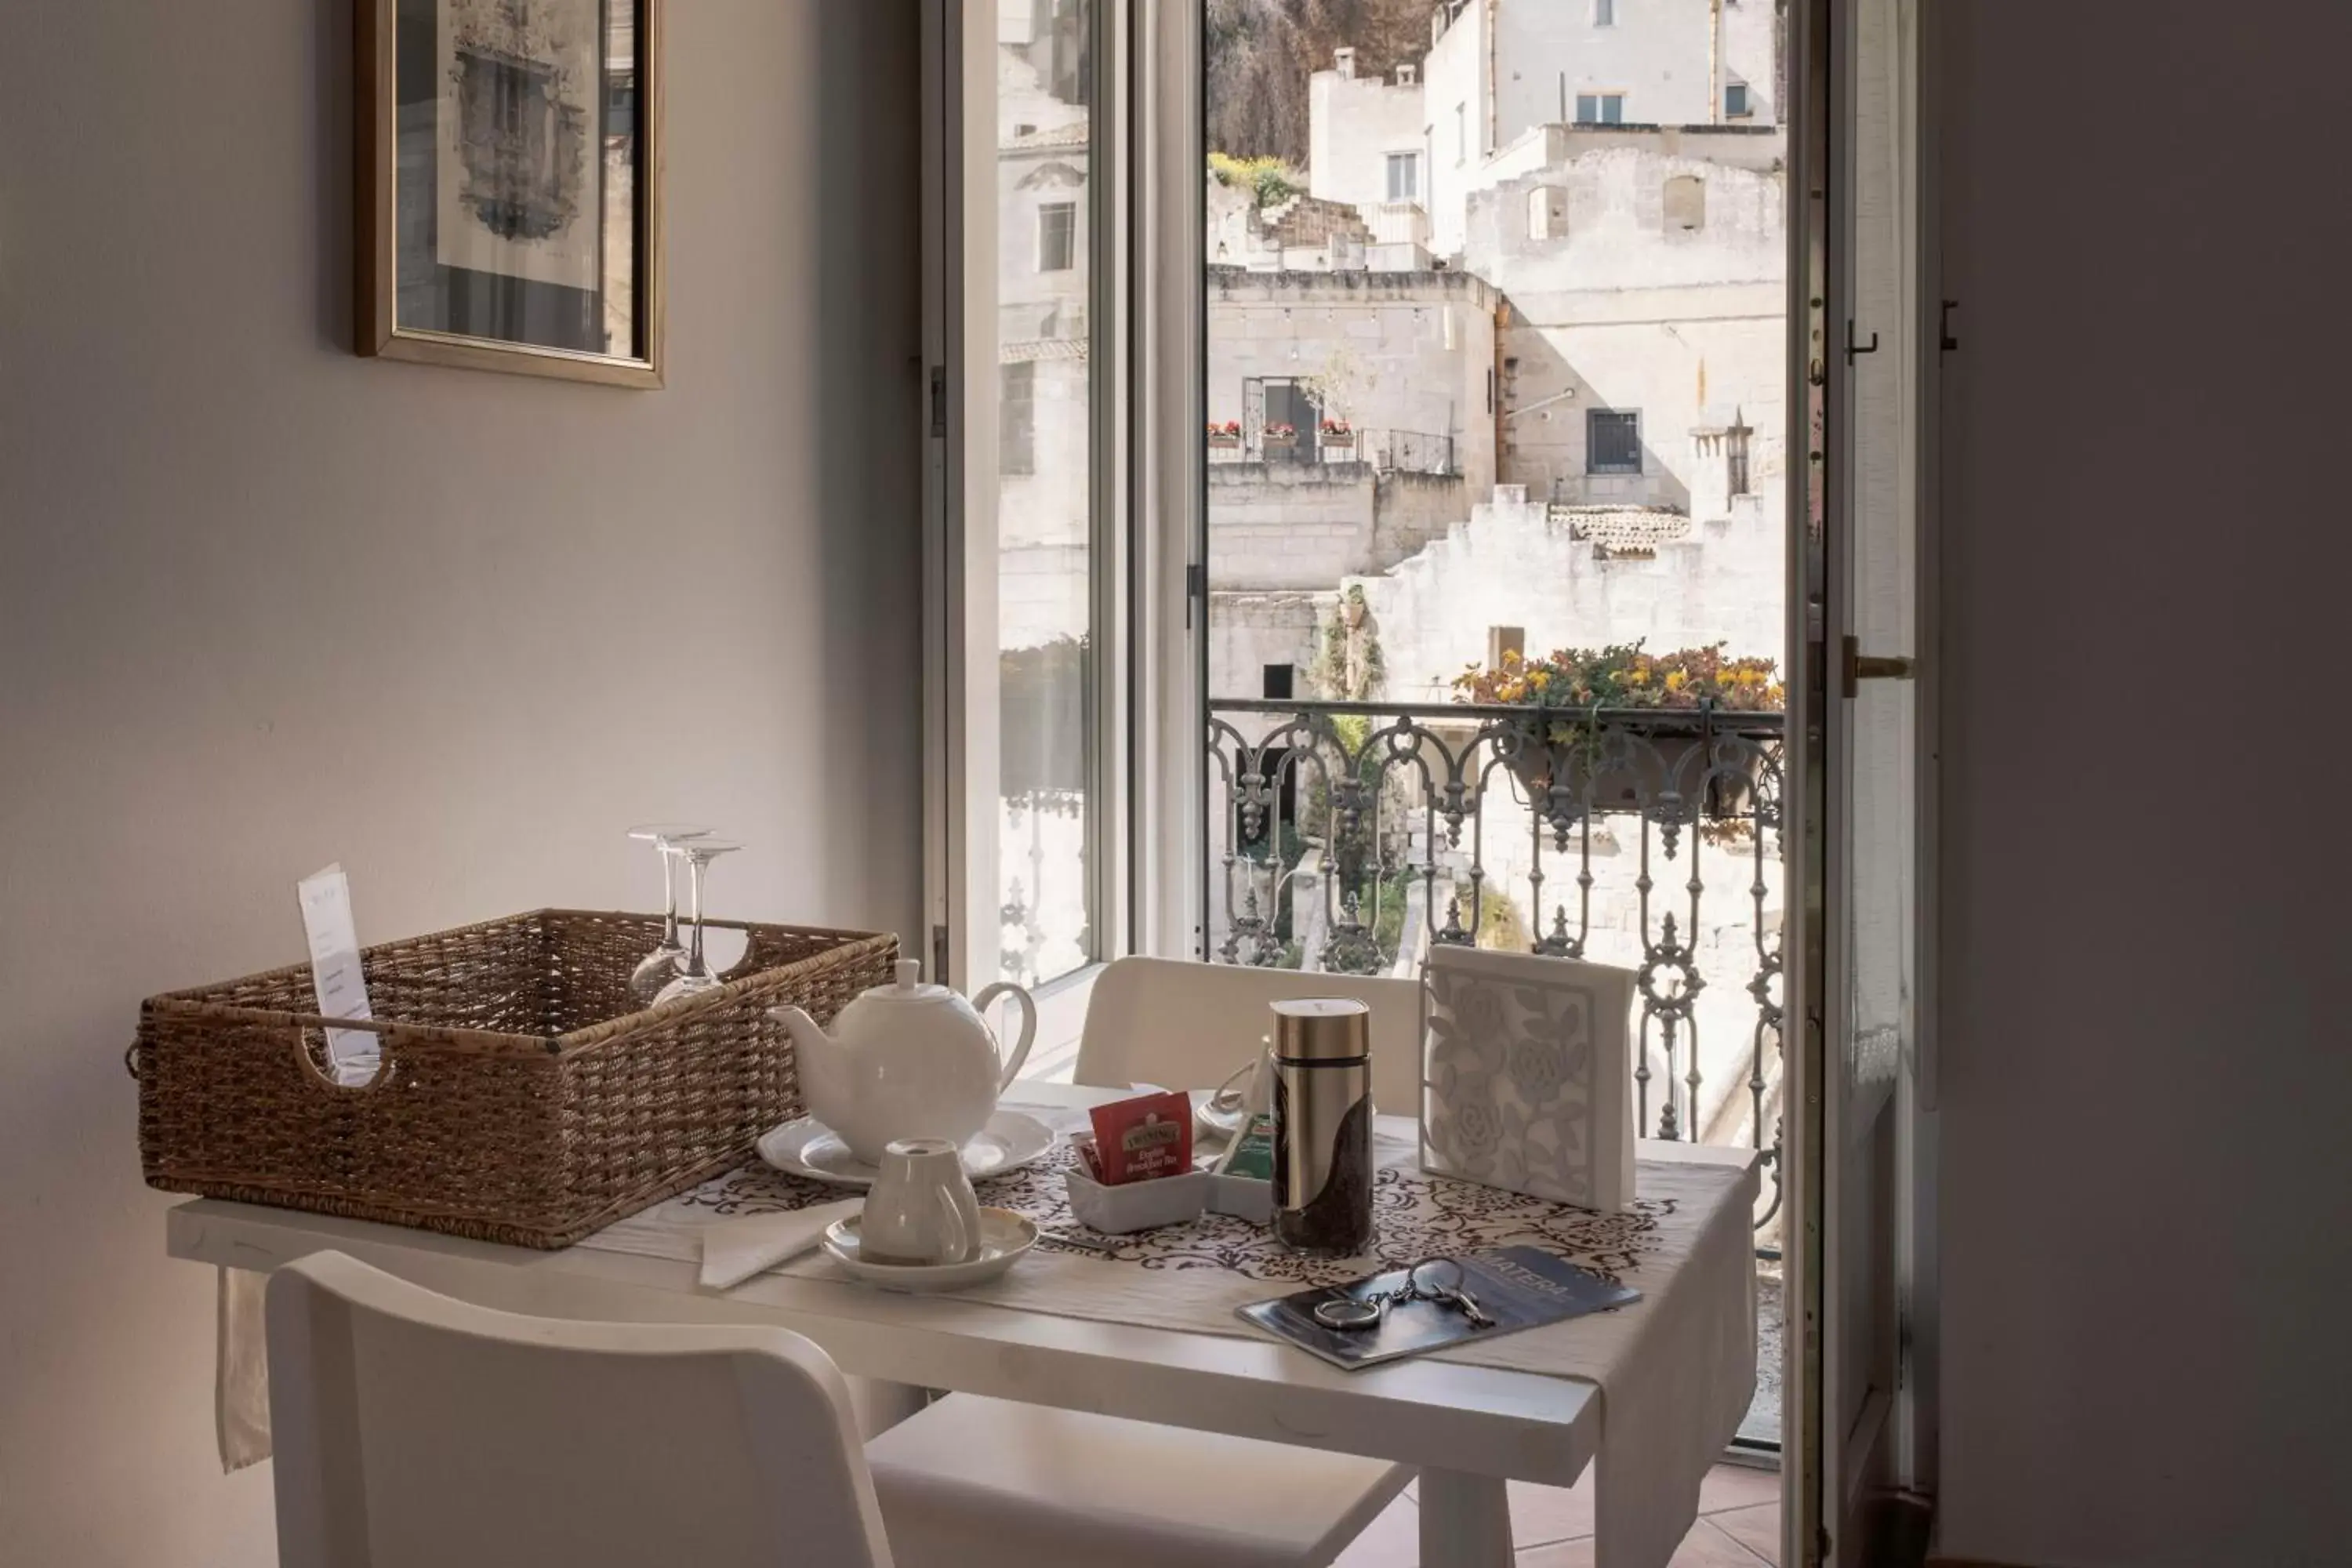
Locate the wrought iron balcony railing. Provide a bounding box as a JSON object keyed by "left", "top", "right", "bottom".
{"left": 1206, "top": 696, "right": 1786, "bottom": 1230}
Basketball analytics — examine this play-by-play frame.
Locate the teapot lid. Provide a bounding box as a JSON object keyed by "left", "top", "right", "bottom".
{"left": 866, "top": 958, "right": 955, "bottom": 1004}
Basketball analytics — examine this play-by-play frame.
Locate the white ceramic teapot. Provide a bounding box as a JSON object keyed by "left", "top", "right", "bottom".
{"left": 771, "top": 960, "right": 1036, "bottom": 1166}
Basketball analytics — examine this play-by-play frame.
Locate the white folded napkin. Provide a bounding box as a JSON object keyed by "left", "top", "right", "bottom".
{"left": 699, "top": 1198, "right": 865, "bottom": 1290}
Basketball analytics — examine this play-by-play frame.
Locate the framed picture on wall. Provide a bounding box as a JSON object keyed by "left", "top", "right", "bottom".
{"left": 357, "top": 0, "right": 662, "bottom": 387}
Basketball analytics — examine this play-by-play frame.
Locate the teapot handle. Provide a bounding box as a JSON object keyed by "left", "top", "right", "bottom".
{"left": 971, "top": 982, "right": 1037, "bottom": 1091}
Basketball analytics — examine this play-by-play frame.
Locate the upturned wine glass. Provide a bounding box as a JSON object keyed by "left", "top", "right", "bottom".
{"left": 626, "top": 823, "right": 713, "bottom": 1004}
{"left": 654, "top": 839, "right": 743, "bottom": 1005}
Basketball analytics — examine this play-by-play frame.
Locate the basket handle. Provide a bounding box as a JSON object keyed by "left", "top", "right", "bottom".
{"left": 289, "top": 1018, "right": 399, "bottom": 1094}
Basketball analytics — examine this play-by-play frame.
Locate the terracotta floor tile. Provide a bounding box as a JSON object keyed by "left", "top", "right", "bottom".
{"left": 1334, "top": 1492, "right": 1421, "bottom": 1568}
{"left": 1508, "top": 1474, "right": 1599, "bottom": 1546}
{"left": 1518, "top": 1519, "right": 1766, "bottom": 1567}
{"left": 1696, "top": 1463, "right": 1782, "bottom": 1515}
{"left": 1710, "top": 1502, "right": 1781, "bottom": 1565}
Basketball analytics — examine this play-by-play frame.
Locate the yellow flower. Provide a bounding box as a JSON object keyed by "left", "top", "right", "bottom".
{"left": 1664, "top": 670, "right": 1688, "bottom": 693}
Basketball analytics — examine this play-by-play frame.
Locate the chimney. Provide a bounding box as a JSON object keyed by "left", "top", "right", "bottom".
{"left": 1334, "top": 47, "right": 1356, "bottom": 78}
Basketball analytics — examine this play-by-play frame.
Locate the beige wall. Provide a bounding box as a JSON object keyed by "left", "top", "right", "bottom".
{"left": 0, "top": 2, "right": 921, "bottom": 1563}
{"left": 1935, "top": 2, "right": 2345, "bottom": 1565}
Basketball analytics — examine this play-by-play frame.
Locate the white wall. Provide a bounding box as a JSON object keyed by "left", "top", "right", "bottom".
{"left": 1308, "top": 65, "right": 1425, "bottom": 210}
{"left": 0, "top": 3, "right": 922, "bottom": 1563}
{"left": 1494, "top": 0, "right": 1716, "bottom": 134}
{"left": 1934, "top": 3, "right": 2348, "bottom": 1565}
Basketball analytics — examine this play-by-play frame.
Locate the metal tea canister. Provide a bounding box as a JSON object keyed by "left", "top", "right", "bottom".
{"left": 1269, "top": 998, "right": 1375, "bottom": 1255}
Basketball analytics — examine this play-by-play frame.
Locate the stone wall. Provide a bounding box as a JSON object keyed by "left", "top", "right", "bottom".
{"left": 1356, "top": 492, "right": 1786, "bottom": 701}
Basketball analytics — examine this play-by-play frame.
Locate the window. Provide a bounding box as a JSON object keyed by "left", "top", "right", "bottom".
{"left": 1385, "top": 151, "right": 1420, "bottom": 202}
{"left": 1574, "top": 93, "right": 1625, "bottom": 125}
{"left": 1455, "top": 103, "right": 1468, "bottom": 165}
{"left": 1261, "top": 663, "right": 1295, "bottom": 700}
{"left": 1527, "top": 185, "right": 1567, "bottom": 240}
{"left": 1486, "top": 626, "right": 1526, "bottom": 666}
{"left": 1036, "top": 201, "right": 1076, "bottom": 272}
{"left": 1000, "top": 361, "right": 1036, "bottom": 477}
{"left": 1588, "top": 409, "right": 1642, "bottom": 474}
{"left": 1725, "top": 82, "right": 1751, "bottom": 118}
{"left": 1726, "top": 425, "right": 1752, "bottom": 497}
{"left": 1593, "top": 0, "right": 1616, "bottom": 24}
{"left": 1664, "top": 173, "right": 1706, "bottom": 230}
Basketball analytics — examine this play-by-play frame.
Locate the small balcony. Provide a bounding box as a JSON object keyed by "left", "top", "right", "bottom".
{"left": 1363, "top": 200, "right": 1431, "bottom": 247}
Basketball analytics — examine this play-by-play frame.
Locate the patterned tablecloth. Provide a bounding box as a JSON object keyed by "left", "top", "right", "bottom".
{"left": 581, "top": 1097, "right": 1760, "bottom": 1568}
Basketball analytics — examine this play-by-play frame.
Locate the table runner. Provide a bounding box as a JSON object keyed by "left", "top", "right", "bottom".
{"left": 581, "top": 1099, "right": 1759, "bottom": 1568}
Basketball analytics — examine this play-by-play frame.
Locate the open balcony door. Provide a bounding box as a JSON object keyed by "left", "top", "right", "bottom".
{"left": 920, "top": 0, "right": 1131, "bottom": 1043}
{"left": 1788, "top": 0, "right": 1938, "bottom": 1561}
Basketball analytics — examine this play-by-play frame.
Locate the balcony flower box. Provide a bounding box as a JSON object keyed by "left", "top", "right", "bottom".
{"left": 1208, "top": 422, "right": 1242, "bottom": 450}
{"left": 1452, "top": 642, "right": 1783, "bottom": 815}
{"left": 1318, "top": 419, "right": 1356, "bottom": 452}
{"left": 1261, "top": 422, "right": 1298, "bottom": 450}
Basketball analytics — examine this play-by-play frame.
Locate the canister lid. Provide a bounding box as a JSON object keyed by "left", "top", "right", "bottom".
{"left": 1270, "top": 997, "right": 1371, "bottom": 1062}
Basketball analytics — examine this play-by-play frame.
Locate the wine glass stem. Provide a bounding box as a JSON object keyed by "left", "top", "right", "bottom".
{"left": 684, "top": 855, "right": 709, "bottom": 979}
{"left": 661, "top": 848, "right": 682, "bottom": 948}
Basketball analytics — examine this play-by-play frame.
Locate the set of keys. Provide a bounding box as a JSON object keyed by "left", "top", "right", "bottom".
{"left": 1310, "top": 1258, "right": 1497, "bottom": 1333}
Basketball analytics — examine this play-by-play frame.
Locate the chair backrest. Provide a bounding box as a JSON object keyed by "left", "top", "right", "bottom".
{"left": 1074, "top": 956, "right": 1425, "bottom": 1113}
{"left": 265, "top": 1252, "right": 894, "bottom": 1568}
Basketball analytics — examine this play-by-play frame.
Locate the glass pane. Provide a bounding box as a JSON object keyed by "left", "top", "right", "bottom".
{"left": 1843, "top": 0, "right": 1918, "bottom": 1094}
{"left": 393, "top": 0, "right": 648, "bottom": 359}
{"left": 995, "top": 0, "right": 1094, "bottom": 988}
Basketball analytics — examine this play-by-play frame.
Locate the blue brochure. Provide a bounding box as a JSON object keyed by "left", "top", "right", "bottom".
{"left": 1238, "top": 1245, "right": 1640, "bottom": 1370}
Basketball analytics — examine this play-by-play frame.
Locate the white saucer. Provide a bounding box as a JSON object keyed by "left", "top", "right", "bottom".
{"left": 820, "top": 1207, "right": 1037, "bottom": 1292}
{"left": 757, "top": 1109, "right": 1056, "bottom": 1188}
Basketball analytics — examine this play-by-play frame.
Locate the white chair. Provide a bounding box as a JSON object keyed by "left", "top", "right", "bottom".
{"left": 1075, "top": 954, "right": 1425, "bottom": 1113}
{"left": 265, "top": 1251, "right": 892, "bottom": 1568}
{"left": 267, "top": 1251, "right": 1408, "bottom": 1568}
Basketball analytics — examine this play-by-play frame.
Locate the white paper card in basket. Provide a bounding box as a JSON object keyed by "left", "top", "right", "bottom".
{"left": 1419, "top": 946, "right": 1638, "bottom": 1211}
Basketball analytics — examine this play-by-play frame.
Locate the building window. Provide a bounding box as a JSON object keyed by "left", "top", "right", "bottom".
{"left": 1455, "top": 102, "right": 1468, "bottom": 165}
{"left": 1385, "top": 151, "right": 1420, "bottom": 202}
{"left": 1486, "top": 626, "right": 1526, "bottom": 667}
{"left": 1594, "top": 0, "right": 1616, "bottom": 24}
{"left": 1036, "top": 201, "right": 1076, "bottom": 272}
{"left": 1527, "top": 184, "right": 1567, "bottom": 240}
{"left": 1000, "top": 361, "right": 1036, "bottom": 476}
{"left": 1725, "top": 82, "right": 1752, "bottom": 118}
{"left": 1664, "top": 173, "right": 1706, "bottom": 230}
{"left": 1261, "top": 663, "right": 1295, "bottom": 700}
{"left": 1727, "top": 425, "right": 1752, "bottom": 496}
{"left": 1573, "top": 93, "right": 1625, "bottom": 125}
{"left": 1587, "top": 409, "right": 1642, "bottom": 474}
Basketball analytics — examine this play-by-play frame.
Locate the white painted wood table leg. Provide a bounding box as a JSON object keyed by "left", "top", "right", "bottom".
{"left": 1417, "top": 1468, "right": 1514, "bottom": 1567}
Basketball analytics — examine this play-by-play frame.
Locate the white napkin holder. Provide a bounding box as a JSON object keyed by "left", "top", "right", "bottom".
{"left": 1419, "top": 944, "right": 1639, "bottom": 1211}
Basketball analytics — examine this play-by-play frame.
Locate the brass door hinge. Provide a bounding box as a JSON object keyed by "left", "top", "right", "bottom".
{"left": 1841, "top": 635, "right": 1916, "bottom": 698}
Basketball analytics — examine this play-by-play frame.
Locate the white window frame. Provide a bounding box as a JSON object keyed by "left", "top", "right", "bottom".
{"left": 1385, "top": 150, "right": 1420, "bottom": 202}
{"left": 1035, "top": 199, "right": 1077, "bottom": 273}
{"left": 1574, "top": 90, "right": 1627, "bottom": 125}
{"left": 921, "top": 0, "right": 1135, "bottom": 998}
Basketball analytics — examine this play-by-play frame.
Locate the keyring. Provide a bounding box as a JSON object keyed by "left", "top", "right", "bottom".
{"left": 1312, "top": 1297, "right": 1385, "bottom": 1330}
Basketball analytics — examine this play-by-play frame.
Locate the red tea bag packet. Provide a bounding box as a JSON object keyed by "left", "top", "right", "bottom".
{"left": 1087, "top": 1091, "right": 1194, "bottom": 1185}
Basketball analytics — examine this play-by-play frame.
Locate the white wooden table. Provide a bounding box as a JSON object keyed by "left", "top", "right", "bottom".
{"left": 166, "top": 1092, "right": 1755, "bottom": 1568}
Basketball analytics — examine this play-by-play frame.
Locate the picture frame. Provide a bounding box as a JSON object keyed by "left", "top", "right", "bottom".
{"left": 355, "top": 0, "right": 663, "bottom": 388}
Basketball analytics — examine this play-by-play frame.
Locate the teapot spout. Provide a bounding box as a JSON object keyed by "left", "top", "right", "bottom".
{"left": 771, "top": 1004, "right": 838, "bottom": 1105}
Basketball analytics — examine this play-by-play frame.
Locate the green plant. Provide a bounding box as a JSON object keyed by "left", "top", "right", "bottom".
{"left": 1208, "top": 151, "right": 1303, "bottom": 209}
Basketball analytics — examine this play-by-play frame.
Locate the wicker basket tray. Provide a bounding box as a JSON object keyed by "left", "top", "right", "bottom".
{"left": 132, "top": 909, "right": 896, "bottom": 1248}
